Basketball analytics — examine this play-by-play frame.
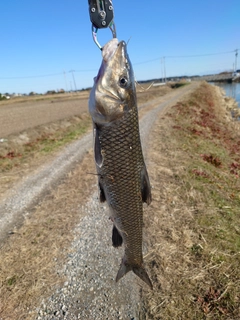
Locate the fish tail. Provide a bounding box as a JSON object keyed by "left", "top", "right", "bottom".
{"left": 132, "top": 266, "right": 153, "bottom": 290}
{"left": 116, "top": 261, "right": 153, "bottom": 290}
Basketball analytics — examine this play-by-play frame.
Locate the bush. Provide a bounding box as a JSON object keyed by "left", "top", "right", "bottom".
{"left": 0, "top": 94, "right": 6, "bottom": 100}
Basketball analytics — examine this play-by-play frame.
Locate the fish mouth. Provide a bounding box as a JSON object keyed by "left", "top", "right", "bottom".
{"left": 102, "top": 39, "right": 127, "bottom": 63}
{"left": 114, "top": 41, "right": 127, "bottom": 61}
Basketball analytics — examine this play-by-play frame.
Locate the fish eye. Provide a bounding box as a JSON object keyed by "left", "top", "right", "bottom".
{"left": 119, "top": 76, "right": 128, "bottom": 87}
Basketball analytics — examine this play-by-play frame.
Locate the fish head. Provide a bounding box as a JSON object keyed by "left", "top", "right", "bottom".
{"left": 89, "top": 39, "right": 136, "bottom": 125}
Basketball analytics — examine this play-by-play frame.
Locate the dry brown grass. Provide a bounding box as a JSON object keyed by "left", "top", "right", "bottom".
{"left": 136, "top": 83, "right": 172, "bottom": 104}
{"left": 141, "top": 82, "right": 240, "bottom": 319}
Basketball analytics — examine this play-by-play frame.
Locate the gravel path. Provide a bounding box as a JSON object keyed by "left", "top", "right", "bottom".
{"left": 34, "top": 84, "right": 198, "bottom": 320}
{"left": 0, "top": 84, "right": 198, "bottom": 319}
{"left": 36, "top": 193, "right": 141, "bottom": 320}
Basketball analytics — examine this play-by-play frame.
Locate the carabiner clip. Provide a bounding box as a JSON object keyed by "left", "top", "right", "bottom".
{"left": 92, "top": 22, "right": 116, "bottom": 50}
{"left": 88, "top": 0, "right": 117, "bottom": 49}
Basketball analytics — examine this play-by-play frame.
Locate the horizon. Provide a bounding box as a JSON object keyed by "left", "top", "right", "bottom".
{"left": 1, "top": 70, "right": 237, "bottom": 96}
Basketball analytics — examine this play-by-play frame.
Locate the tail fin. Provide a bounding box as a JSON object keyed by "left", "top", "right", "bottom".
{"left": 116, "top": 261, "right": 153, "bottom": 290}
{"left": 133, "top": 266, "right": 153, "bottom": 290}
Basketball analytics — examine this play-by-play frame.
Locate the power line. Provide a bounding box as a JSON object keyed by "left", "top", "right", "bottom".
{"left": 134, "top": 49, "right": 238, "bottom": 65}
{"left": 0, "top": 72, "right": 63, "bottom": 80}
{"left": 166, "top": 50, "right": 236, "bottom": 58}
{"left": 0, "top": 69, "right": 96, "bottom": 80}
{"left": 0, "top": 48, "right": 239, "bottom": 80}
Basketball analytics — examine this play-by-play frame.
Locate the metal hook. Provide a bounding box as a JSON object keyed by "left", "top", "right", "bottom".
{"left": 92, "top": 22, "right": 117, "bottom": 50}
{"left": 109, "top": 21, "right": 117, "bottom": 39}
{"left": 92, "top": 25, "right": 102, "bottom": 50}
{"left": 89, "top": 0, "right": 117, "bottom": 49}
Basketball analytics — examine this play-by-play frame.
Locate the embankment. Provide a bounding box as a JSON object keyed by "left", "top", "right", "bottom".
{"left": 142, "top": 82, "right": 240, "bottom": 319}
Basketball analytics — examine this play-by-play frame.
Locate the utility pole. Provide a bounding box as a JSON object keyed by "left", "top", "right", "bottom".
{"left": 235, "top": 49, "right": 238, "bottom": 71}
{"left": 161, "top": 57, "right": 167, "bottom": 83}
{"left": 163, "top": 57, "right": 167, "bottom": 83}
{"left": 161, "top": 58, "right": 164, "bottom": 82}
{"left": 69, "top": 70, "right": 77, "bottom": 91}
{"left": 63, "top": 70, "right": 68, "bottom": 92}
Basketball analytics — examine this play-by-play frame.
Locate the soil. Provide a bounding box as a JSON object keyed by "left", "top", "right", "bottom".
{"left": 0, "top": 93, "right": 90, "bottom": 138}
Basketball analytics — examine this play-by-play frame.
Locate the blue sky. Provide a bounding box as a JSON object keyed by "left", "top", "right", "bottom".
{"left": 1, "top": 0, "right": 240, "bottom": 94}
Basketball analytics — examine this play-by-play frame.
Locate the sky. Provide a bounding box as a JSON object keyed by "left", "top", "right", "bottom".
{"left": 1, "top": 0, "right": 240, "bottom": 94}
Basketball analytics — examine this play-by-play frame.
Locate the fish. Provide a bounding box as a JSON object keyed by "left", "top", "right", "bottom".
{"left": 88, "top": 38, "right": 153, "bottom": 289}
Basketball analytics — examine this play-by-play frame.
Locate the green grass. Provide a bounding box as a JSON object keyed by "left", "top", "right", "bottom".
{"left": 170, "top": 81, "right": 191, "bottom": 89}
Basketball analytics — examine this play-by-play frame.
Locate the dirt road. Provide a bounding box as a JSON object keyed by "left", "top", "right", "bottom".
{"left": 0, "top": 83, "right": 199, "bottom": 319}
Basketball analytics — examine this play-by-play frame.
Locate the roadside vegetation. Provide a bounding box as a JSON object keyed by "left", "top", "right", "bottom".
{"left": 142, "top": 82, "right": 240, "bottom": 319}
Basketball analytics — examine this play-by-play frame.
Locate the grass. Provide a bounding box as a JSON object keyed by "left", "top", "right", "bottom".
{"left": 169, "top": 81, "right": 191, "bottom": 89}
{"left": 142, "top": 82, "right": 240, "bottom": 319}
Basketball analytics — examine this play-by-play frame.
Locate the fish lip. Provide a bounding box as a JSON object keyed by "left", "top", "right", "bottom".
{"left": 116, "top": 40, "right": 127, "bottom": 51}
{"left": 102, "top": 40, "right": 127, "bottom": 63}
{"left": 114, "top": 41, "right": 127, "bottom": 60}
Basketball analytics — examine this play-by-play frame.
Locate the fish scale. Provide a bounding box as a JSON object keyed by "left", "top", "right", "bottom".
{"left": 98, "top": 108, "right": 144, "bottom": 263}
{"left": 89, "top": 39, "right": 152, "bottom": 289}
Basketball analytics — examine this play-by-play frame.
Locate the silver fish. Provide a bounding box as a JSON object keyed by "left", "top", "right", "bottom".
{"left": 89, "top": 38, "right": 152, "bottom": 289}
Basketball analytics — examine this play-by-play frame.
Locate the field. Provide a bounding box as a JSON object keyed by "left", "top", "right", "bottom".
{"left": 0, "top": 84, "right": 171, "bottom": 196}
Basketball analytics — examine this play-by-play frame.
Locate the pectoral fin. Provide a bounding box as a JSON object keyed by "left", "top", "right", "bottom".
{"left": 93, "top": 124, "right": 103, "bottom": 167}
{"left": 99, "top": 181, "right": 106, "bottom": 202}
{"left": 141, "top": 165, "right": 152, "bottom": 205}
